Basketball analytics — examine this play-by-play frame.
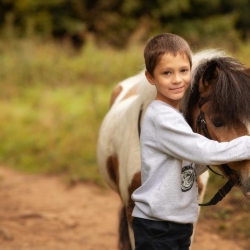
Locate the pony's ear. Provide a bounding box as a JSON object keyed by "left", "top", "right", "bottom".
{"left": 244, "top": 67, "right": 250, "bottom": 75}
{"left": 199, "top": 62, "right": 219, "bottom": 94}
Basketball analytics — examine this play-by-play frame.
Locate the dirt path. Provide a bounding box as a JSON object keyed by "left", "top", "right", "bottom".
{"left": 0, "top": 166, "right": 245, "bottom": 250}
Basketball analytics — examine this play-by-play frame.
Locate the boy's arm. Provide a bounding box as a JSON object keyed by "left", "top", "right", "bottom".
{"left": 154, "top": 110, "right": 250, "bottom": 165}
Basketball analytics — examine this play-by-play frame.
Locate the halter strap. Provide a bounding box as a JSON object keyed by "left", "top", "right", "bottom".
{"left": 196, "top": 98, "right": 240, "bottom": 206}
{"left": 137, "top": 104, "right": 143, "bottom": 137}
{"left": 199, "top": 179, "right": 235, "bottom": 206}
{"left": 196, "top": 110, "right": 212, "bottom": 139}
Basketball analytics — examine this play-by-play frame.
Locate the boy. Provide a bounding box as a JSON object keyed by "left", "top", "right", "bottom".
{"left": 131, "top": 33, "right": 250, "bottom": 250}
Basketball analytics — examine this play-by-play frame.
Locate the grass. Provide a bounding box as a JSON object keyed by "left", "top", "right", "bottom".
{"left": 0, "top": 37, "right": 144, "bottom": 185}
{"left": 0, "top": 86, "right": 104, "bottom": 182}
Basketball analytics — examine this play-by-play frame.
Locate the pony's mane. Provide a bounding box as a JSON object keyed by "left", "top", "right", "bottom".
{"left": 184, "top": 52, "right": 250, "bottom": 125}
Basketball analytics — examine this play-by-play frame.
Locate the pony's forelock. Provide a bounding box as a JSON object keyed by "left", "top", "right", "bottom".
{"left": 183, "top": 51, "right": 250, "bottom": 125}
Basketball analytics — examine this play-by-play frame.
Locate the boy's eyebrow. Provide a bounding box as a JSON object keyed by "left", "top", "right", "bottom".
{"left": 159, "top": 65, "right": 190, "bottom": 69}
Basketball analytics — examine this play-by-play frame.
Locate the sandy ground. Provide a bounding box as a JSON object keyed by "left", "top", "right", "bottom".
{"left": 0, "top": 166, "right": 246, "bottom": 250}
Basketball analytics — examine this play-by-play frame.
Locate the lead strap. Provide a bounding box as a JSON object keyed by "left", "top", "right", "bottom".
{"left": 199, "top": 179, "right": 235, "bottom": 206}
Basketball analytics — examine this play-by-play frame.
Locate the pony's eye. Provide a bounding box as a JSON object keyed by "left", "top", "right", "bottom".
{"left": 211, "top": 117, "right": 225, "bottom": 127}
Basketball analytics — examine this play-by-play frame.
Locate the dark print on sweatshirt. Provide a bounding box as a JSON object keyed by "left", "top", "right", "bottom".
{"left": 181, "top": 163, "right": 196, "bottom": 192}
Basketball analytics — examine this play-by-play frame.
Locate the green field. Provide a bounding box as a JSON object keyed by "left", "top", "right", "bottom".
{"left": 0, "top": 38, "right": 145, "bottom": 185}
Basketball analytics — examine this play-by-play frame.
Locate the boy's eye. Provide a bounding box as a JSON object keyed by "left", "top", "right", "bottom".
{"left": 181, "top": 69, "right": 189, "bottom": 73}
{"left": 163, "top": 71, "right": 171, "bottom": 75}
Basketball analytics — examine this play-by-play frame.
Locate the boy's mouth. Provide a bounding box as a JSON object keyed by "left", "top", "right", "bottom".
{"left": 170, "top": 86, "right": 184, "bottom": 91}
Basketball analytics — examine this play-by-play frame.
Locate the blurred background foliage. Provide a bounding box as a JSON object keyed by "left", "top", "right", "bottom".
{"left": 0, "top": 38, "right": 145, "bottom": 184}
{"left": 0, "top": 0, "right": 250, "bottom": 49}
{"left": 0, "top": 0, "right": 250, "bottom": 245}
{"left": 0, "top": 0, "right": 250, "bottom": 193}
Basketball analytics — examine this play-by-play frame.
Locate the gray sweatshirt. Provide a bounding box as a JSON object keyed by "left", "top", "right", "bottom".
{"left": 132, "top": 100, "right": 250, "bottom": 223}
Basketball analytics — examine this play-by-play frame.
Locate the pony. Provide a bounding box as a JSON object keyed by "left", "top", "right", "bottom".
{"left": 97, "top": 49, "right": 250, "bottom": 249}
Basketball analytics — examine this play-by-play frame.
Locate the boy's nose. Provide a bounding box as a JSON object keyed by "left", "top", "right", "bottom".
{"left": 173, "top": 74, "right": 182, "bottom": 84}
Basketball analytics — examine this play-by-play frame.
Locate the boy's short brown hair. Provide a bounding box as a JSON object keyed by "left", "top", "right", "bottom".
{"left": 144, "top": 33, "right": 192, "bottom": 76}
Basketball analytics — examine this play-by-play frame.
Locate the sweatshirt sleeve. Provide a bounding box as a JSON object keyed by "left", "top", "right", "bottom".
{"left": 154, "top": 107, "right": 250, "bottom": 165}
{"left": 195, "top": 164, "right": 208, "bottom": 176}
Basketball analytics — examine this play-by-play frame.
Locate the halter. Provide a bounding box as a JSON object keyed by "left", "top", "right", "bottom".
{"left": 196, "top": 98, "right": 240, "bottom": 206}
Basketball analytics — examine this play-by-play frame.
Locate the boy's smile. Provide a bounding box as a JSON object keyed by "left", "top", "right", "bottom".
{"left": 145, "top": 52, "right": 191, "bottom": 110}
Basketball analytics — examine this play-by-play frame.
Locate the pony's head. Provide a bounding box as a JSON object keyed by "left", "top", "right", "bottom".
{"left": 185, "top": 54, "right": 250, "bottom": 199}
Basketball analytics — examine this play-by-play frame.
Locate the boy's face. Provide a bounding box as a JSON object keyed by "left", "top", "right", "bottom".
{"left": 145, "top": 52, "right": 191, "bottom": 110}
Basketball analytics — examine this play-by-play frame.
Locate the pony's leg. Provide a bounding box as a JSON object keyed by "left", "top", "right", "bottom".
{"left": 197, "top": 171, "right": 209, "bottom": 205}
{"left": 125, "top": 171, "right": 141, "bottom": 250}
{"left": 118, "top": 206, "right": 132, "bottom": 250}
{"left": 191, "top": 171, "right": 209, "bottom": 248}
{"left": 128, "top": 224, "right": 135, "bottom": 250}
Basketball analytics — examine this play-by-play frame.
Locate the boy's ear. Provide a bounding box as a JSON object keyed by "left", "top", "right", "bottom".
{"left": 145, "top": 71, "right": 155, "bottom": 85}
